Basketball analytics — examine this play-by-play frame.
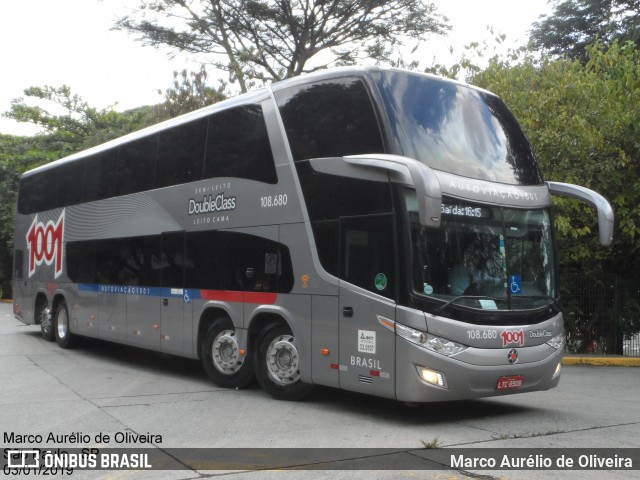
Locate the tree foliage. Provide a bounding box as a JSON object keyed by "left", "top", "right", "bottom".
{"left": 529, "top": 0, "right": 640, "bottom": 61}
{"left": 0, "top": 87, "right": 156, "bottom": 295}
{"left": 158, "top": 66, "right": 227, "bottom": 118}
{"left": 4, "top": 86, "right": 156, "bottom": 153}
{"left": 469, "top": 41, "right": 640, "bottom": 279}
{"left": 0, "top": 134, "right": 51, "bottom": 297}
{"left": 114, "top": 0, "right": 450, "bottom": 92}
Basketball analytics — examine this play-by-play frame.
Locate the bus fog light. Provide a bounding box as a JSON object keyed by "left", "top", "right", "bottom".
{"left": 417, "top": 366, "right": 446, "bottom": 387}
{"left": 552, "top": 362, "right": 561, "bottom": 379}
{"left": 546, "top": 333, "right": 565, "bottom": 350}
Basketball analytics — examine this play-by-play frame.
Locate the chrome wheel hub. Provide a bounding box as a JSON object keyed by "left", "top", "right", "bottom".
{"left": 212, "top": 330, "right": 243, "bottom": 375}
{"left": 57, "top": 308, "right": 68, "bottom": 339}
{"left": 266, "top": 335, "right": 300, "bottom": 385}
{"left": 41, "top": 307, "right": 51, "bottom": 333}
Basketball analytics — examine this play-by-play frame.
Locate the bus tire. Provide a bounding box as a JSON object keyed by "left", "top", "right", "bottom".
{"left": 54, "top": 300, "right": 76, "bottom": 349}
{"left": 201, "top": 317, "right": 254, "bottom": 389}
{"left": 254, "top": 323, "right": 313, "bottom": 401}
{"left": 38, "top": 303, "right": 54, "bottom": 342}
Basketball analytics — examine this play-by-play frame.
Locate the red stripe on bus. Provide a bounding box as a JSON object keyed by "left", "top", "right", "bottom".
{"left": 200, "top": 290, "right": 278, "bottom": 305}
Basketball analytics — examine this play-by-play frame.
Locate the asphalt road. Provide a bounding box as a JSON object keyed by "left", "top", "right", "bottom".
{"left": 1, "top": 301, "right": 638, "bottom": 479}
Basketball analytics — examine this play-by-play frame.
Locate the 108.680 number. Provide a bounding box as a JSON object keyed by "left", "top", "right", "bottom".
{"left": 260, "top": 194, "right": 288, "bottom": 208}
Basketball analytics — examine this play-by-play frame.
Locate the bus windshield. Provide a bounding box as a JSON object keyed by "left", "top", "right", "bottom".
{"left": 405, "top": 190, "right": 556, "bottom": 311}
{"left": 372, "top": 70, "right": 543, "bottom": 186}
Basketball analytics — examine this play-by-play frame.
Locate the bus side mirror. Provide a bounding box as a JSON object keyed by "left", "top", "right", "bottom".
{"left": 546, "top": 181, "right": 614, "bottom": 246}
{"left": 344, "top": 154, "right": 442, "bottom": 228}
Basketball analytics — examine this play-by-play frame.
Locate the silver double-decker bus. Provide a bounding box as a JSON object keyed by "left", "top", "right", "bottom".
{"left": 12, "top": 67, "right": 614, "bottom": 402}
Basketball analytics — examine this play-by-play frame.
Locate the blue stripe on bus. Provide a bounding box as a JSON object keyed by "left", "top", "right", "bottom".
{"left": 78, "top": 284, "right": 183, "bottom": 298}
{"left": 76, "top": 285, "right": 277, "bottom": 306}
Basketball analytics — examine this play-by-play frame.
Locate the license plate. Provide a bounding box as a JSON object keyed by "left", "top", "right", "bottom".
{"left": 496, "top": 375, "right": 524, "bottom": 391}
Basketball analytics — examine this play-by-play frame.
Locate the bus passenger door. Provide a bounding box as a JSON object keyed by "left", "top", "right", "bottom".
{"left": 338, "top": 215, "right": 397, "bottom": 400}
{"left": 160, "top": 232, "right": 189, "bottom": 356}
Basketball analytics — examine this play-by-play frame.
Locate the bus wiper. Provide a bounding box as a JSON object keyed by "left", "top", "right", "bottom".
{"left": 512, "top": 295, "right": 562, "bottom": 310}
{"left": 437, "top": 295, "right": 502, "bottom": 313}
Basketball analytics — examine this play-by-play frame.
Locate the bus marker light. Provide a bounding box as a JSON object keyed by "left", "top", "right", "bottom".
{"left": 321, "top": 348, "right": 330, "bottom": 356}
{"left": 377, "top": 315, "right": 395, "bottom": 332}
{"left": 330, "top": 363, "right": 339, "bottom": 370}
{"left": 417, "top": 366, "right": 446, "bottom": 388}
{"left": 153, "top": 324, "right": 159, "bottom": 330}
{"left": 370, "top": 370, "right": 380, "bottom": 377}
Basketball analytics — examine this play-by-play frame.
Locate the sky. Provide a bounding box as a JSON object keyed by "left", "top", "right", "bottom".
{"left": 0, "top": 0, "right": 553, "bottom": 136}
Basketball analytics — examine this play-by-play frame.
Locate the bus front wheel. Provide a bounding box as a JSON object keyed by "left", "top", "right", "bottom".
{"left": 54, "top": 300, "right": 76, "bottom": 349}
{"left": 254, "top": 323, "right": 313, "bottom": 401}
{"left": 201, "top": 318, "right": 254, "bottom": 389}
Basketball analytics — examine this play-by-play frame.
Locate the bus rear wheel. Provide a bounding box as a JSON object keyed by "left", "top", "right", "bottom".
{"left": 254, "top": 323, "right": 313, "bottom": 401}
{"left": 38, "top": 304, "right": 54, "bottom": 342}
{"left": 201, "top": 318, "right": 254, "bottom": 389}
{"left": 54, "top": 300, "right": 76, "bottom": 349}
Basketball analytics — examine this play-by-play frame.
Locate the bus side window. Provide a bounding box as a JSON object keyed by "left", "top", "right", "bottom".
{"left": 66, "top": 242, "right": 96, "bottom": 283}
{"left": 28, "top": 171, "right": 55, "bottom": 214}
{"left": 82, "top": 151, "right": 116, "bottom": 203}
{"left": 156, "top": 119, "right": 207, "bottom": 188}
{"left": 184, "top": 231, "right": 225, "bottom": 291}
{"left": 224, "top": 233, "right": 294, "bottom": 293}
{"left": 275, "top": 78, "right": 384, "bottom": 161}
{"left": 160, "top": 232, "right": 186, "bottom": 288}
{"left": 56, "top": 161, "right": 84, "bottom": 208}
{"left": 341, "top": 214, "right": 396, "bottom": 299}
{"left": 204, "top": 105, "right": 277, "bottom": 184}
{"left": 115, "top": 136, "right": 158, "bottom": 197}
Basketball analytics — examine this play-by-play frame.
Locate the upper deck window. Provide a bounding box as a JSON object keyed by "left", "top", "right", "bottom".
{"left": 204, "top": 105, "right": 277, "bottom": 184}
{"left": 17, "top": 104, "right": 277, "bottom": 215}
{"left": 275, "top": 78, "right": 384, "bottom": 161}
{"left": 371, "top": 71, "right": 543, "bottom": 186}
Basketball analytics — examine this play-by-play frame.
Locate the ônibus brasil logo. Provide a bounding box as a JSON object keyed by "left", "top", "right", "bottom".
{"left": 27, "top": 210, "right": 65, "bottom": 279}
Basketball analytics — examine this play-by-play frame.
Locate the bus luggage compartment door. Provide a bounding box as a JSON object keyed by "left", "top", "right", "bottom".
{"left": 339, "top": 286, "right": 396, "bottom": 399}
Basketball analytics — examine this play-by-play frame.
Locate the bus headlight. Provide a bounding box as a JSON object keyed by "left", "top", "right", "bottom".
{"left": 546, "top": 333, "right": 565, "bottom": 350}
{"left": 396, "top": 323, "right": 467, "bottom": 356}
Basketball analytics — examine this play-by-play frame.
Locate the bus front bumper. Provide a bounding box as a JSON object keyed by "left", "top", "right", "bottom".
{"left": 395, "top": 339, "right": 564, "bottom": 403}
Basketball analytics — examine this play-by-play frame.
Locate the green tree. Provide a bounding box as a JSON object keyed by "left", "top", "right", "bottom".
{"left": 158, "top": 66, "right": 227, "bottom": 118}
{"left": 4, "top": 85, "right": 156, "bottom": 153}
{"left": 114, "top": 0, "right": 450, "bottom": 92}
{"left": 0, "top": 134, "right": 52, "bottom": 298}
{"left": 0, "top": 86, "right": 156, "bottom": 296}
{"left": 470, "top": 41, "right": 640, "bottom": 278}
{"left": 529, "top": 0, "right": 640, "bottom": 61}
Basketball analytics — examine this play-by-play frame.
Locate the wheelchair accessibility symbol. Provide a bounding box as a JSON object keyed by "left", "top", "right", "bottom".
{"left": 509, "top": 275, "right": 522, "bottom": 295}
{"left": 184, "top": 290, "right": 191, "bottom": 303}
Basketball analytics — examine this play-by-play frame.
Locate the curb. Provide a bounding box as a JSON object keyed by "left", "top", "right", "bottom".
{"left": 562, "top": 355, "right": 640, "bottom": 367}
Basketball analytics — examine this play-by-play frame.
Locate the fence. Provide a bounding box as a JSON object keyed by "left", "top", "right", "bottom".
{"left": 560, "top": 271, "right": 640, "bottom": 356}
